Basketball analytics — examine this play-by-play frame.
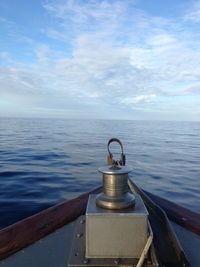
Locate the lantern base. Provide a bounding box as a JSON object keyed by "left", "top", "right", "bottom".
{"left": 86, "top": 194, "right": 149, "bottom": 258}
{"left": 96, "top": 192, "right": 135, "bottom": 210}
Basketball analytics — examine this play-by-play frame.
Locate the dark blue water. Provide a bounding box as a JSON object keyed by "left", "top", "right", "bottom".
{"left": 0, "top": 118, "right": 199, "bottom": 229}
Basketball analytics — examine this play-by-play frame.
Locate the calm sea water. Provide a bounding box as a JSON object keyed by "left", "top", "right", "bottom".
{"left": 0, "top": 118, "right": 199, "bottom": 228}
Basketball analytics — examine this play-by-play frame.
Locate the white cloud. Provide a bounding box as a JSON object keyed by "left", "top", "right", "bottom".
{"left": 43, "top": 0, "right": 126, "bottom": 27}
{"left": 184, "top": 85, "right": 200, "bottom": 94}
{"left": 1, "top": 0, "right": 200, "bottom": 119}
{"left": 184, "top": 0, "right": 200, "bottom": 22}
{"left": 43, "top": 0, "right": 127, "bottom": 43}
{"left": 122, "top": 94, "right": 156, "bottom": 105}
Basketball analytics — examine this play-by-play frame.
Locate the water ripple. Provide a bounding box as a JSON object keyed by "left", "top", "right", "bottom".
{"left": 0, "top": 118, "right": 199, "bottom": 228}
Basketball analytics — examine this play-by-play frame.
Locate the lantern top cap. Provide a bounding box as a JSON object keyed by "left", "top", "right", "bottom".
{"left": 98, "top": 165, "right": 133, "bottom": 175}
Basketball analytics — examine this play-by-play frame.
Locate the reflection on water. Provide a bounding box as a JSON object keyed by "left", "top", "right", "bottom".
{"left": 0, "top": 118, "right": 199, "bottom": 228}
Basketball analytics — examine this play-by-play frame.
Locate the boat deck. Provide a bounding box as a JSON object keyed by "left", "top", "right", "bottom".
{"left": 0, "top": 218, "right": 199, "bottom": 267}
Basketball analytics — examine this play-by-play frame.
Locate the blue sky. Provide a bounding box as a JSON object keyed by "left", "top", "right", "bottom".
{"left": 0, "top": 0, "right": 200, "bottom": 120}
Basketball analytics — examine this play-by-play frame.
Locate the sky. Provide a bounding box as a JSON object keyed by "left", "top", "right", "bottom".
{"left": 0, "top": 0, "right": 200, "bottom": 120}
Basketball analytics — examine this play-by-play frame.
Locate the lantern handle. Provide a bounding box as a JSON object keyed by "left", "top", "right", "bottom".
{"left": 107, "top": 138, "right": 126, "bottom": 166}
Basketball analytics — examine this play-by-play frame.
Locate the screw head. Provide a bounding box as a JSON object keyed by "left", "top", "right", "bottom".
{"left": 76, "top": 233, "right": 83, "bottom": 238}
{"left": 83, "top": 258, "right": 89, "bottom": 264}
{"left": 114, "top": 258, "right": 120, "bottom": 264}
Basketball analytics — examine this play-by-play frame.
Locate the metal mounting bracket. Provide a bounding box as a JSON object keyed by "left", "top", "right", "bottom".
{"left": 68, "top": 216, "right": 158, "bottom": 267}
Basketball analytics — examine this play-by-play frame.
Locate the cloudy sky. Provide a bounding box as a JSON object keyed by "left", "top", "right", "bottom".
{"left": 0, "top": 0, "right": 200, "bottom": 120}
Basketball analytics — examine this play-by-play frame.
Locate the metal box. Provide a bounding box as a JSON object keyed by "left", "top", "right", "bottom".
{"left": 86, "top": 194, "right": 149, "bottom": 258}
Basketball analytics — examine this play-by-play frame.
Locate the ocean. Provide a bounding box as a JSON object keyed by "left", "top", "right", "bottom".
{"left": 0, "top": 118, "right": 199, "bottom": 229}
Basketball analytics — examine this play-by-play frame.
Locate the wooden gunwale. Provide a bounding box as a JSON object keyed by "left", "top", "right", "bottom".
{"left": 144, "top": 190, "right": 200, "bottom": 237}
{"left": 0, "top": 186, "right": 199, "bottom": 260}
